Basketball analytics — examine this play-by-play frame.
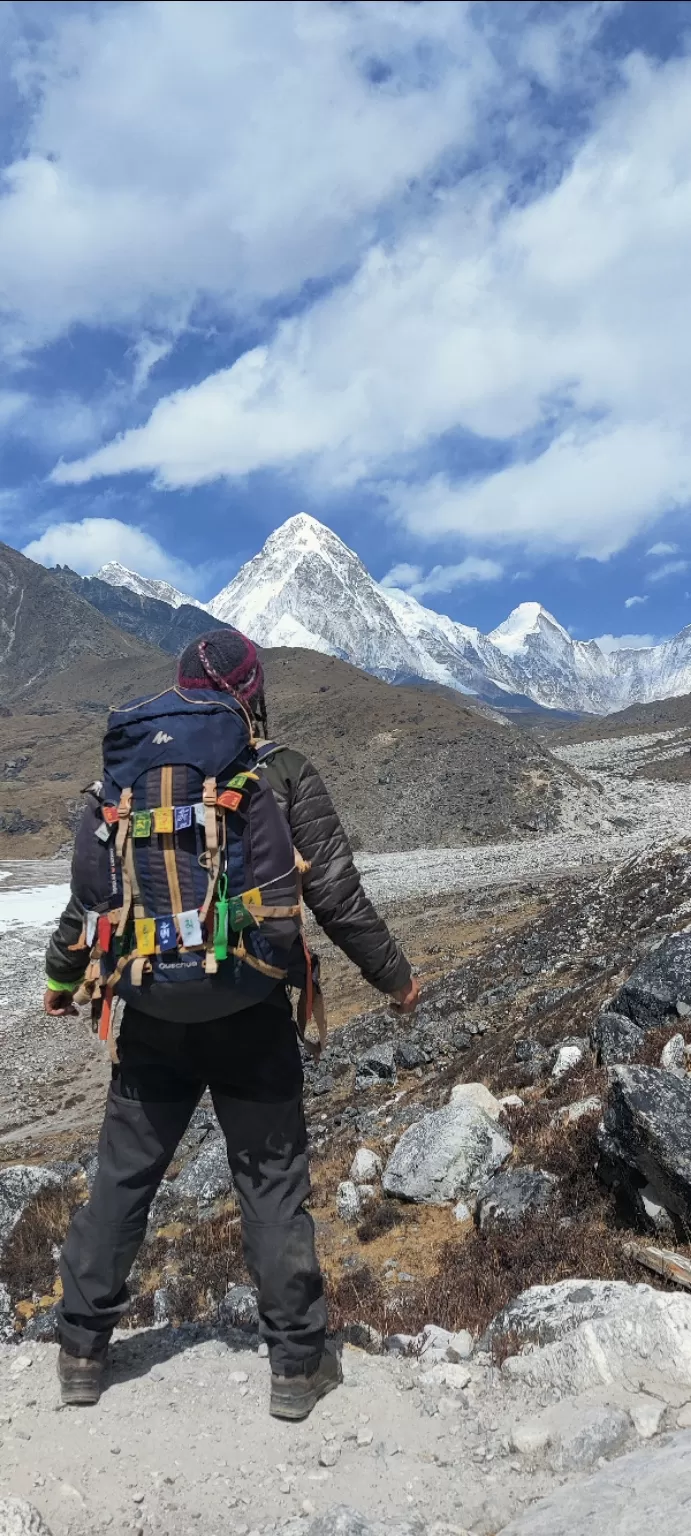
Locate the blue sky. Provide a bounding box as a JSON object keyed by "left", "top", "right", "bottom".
{"left": 3, "top": 0, "right": 691, "bottom": 650}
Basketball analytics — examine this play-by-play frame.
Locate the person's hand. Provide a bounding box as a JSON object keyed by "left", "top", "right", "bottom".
{"left": 43, "top": 988, "right": 79, "bottom": 1017}
{"left": 390, "top": 976, "right": 420, "bottom": 1014}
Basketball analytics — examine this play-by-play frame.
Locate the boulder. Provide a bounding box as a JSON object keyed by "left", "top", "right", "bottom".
{"left": 498, "top": 1429, "right": 691, "bottom": 1535}
{"left": 336, "top": 1181, "right": 362, "bottom": 1222}
{"left": 218, "top": 1283, "right": 259, "bottom": 1330}
{"left": 0, "top": 1501, "right": 54, "bottom": 1536}
{"left": 510, "top": 1398, "right": 631, "bottom": 1471}
{"left": 613, "top": 932, "right": 691, "bottom": 1029}
{"left": 513, "top": 1038, "right": 551, "bottom": 1083}
{"left": 661, "top": 1032, "right": 687, "bottom": 1073}
{"left": 592, "top": 1010, "right": 645, "bottom": 1065}
{"left": 355, "top": 1042, "right": 396, "bottom": 1088}
{"left": 349, "top": 1147, "right": 382, "bottom": 1183}
{"left": 552, "top": 1044, "right": 583, "bottom": 1079}
{"left": 601, "top": 1064, "right": 691, "bottom": 1224}
{"left": 382, "top": 1103, "right": 512, "bottom": 1204}
{"left": 448, "top": 1082, "right": 502, "bottom": 1119}
{"left": 485, "top": 1277, "right": 655, "bottom": 1348}
{"left": 168, "top": 1132, "right": 232, "bottom": 1207}
{"left": 476, "top": 1167, "right": 558, "bottom": 1229}
{"left": 553, "top": 1095, "right": 602, "bottom": 1126}
{"left": 0, "top": 1165, "right": 63, "bottom": 1255}
{"left": 500, "top": 1286, "right": 691, "bottom": 1400}
{"left": 394, "top": 1038, "right": 427, "bottom": 1070}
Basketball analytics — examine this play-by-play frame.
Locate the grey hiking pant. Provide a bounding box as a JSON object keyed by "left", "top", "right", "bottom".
{"left": 58, "top": 987, "right": 327, "bottom": 1376}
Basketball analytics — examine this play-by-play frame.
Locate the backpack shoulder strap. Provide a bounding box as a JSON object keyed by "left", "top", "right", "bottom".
{"left": 254, "top": 740, "right": 285, "bottom": 763}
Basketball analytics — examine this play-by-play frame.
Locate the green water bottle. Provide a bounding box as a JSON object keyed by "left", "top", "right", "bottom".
{"left": 214, "top": 874, "right": 230, "bottom": 961}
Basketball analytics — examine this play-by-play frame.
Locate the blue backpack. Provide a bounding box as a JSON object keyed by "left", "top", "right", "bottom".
{"left": 80, "top": 687, "right": 308, "bottom": 1022}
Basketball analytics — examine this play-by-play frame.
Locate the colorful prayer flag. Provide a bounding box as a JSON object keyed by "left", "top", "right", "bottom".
{"left": 227, "top": 772, "right": 257, "bottom": 790}
{"left": 217, "top": 789, "right": 243, "bottom": 812}
{"left": 135, "top": 917, "right": 156, "bottom": 955}
{"left": 156, "top": 916, "right": 177, "bottom": 953}
{"left": 243, "top": 887, "right": 262, "bottom": 910}
{"left": 132, "top": 810, "right": 152, "bottom": 839}
{"left": 174, "top": 805, "right": 193, "bottom": 831}
{"left": 94, "top": 821, "right": 111, "bottom": 843}
{"left": 194, "top": 802, "right": 206, "bottom": 826}
{"left": 178, "top": 909, "right": 203, "bottom": 947}
{"left": 97, "top": 915, "right": 112, "bottom": 952}
{"left": 153, "top": 806, "right": 174, "bottom": 834}
{"left": 85, "top": 911, "right": 98, "bottom": 945}
{"left": 102, "top": 805, "right": 119, "bottom": 825}
{"left": 229, "top": 895, "right": 254, "bottom": 932}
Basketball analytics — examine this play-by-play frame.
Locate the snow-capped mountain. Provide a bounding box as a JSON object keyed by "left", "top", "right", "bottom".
{"left": 96, "top": 516, "right": 691, "bottom": 715}
{"left": 95, "top": 561, "right": 207, "bottom": 611}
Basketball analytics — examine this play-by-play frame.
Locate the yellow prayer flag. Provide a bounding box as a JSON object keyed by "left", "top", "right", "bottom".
{"left": 153, "top": 806, "right": 174, "bottom": 834}
{"left": 135, "top": 917, "right": 156, "bottom": 955}
{"left": 243, "top": 887, "right": 262, "bottom": 909}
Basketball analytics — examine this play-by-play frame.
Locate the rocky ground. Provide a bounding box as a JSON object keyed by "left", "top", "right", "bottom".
{"left": 5, "top": 729, "right": 691, "bottom": 1533}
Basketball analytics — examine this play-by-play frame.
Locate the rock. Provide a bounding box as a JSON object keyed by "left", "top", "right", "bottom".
{"left": 355, "top": 1042, "right": 396, "bottom": 1088}
{"left": 304, "top": 1509, "right": 371, "bottom": 1536}
{"left": 553, "top": 1095, "right": 602, "bottom": 1126}
{"left": 349, "top": 1148, "right": 382, "bottom": 1183}
{"left": 498, "top": 1429, "right": 691, "bottom": 1534}
{"left": 499, "top": 1094, "right": 524, "bottom": 1111}
{"left": 218, "top": 1284, "right": 259, "bottom": 1330}
{"left": 628, "top": 1393, "right": 666, "bottom": 1439}
{"left": 613, "top": 933, "right": 691, "bottom": 1030}
{"left": 485, "top": 1277, "right": 656, "bottom": 1348}
{"left": 513, "top": 1039, "right": 551, "bottom": 1083}
{"left": 448, "top": 1082, "right": 502, "bottom": 1119}
{"left": 356, "top": 1183, "right": 377, "bottom": 1208}
{"left": 336, "top": 1182, "right": 362, "bottom": 1222}
{"left": 452, "top": 1200, "right": 472, "bottom": 1223}
{"left": 477, "top": 1167, "right": 558, "bottom": 1229}
{"left": 0, "top": 1281, "right": 13, "bottom": 1339}
{"left": 661, "top": 1033, "right": 687, "bottom": 1073}
{"left": 0, "top": 1501, "right": 54, "bottom": 1536}
{"left": 639, "top": 1181, "right": 676, "bottom": 1236}
{"left": 382, "top": 1103, "right": 512, "bottom": 1204}
{"left": 592, "top": 1011, "right": 645, "bottom": 1064}
{"left": 551, "top": 1044, "right": 583, "bottom": 1079}
{"left": 676, "top": 1400, "right": 691, "bottom": 1427}
{"left": 318, "top": 1445, "right": 341, "bottom": 1468}
{"left": 546, "top": 1402, "right": 631, "bottom": 1472}
{"left": 511, "top": 1416, "right": 553, "bottom": 1455}
{"left": 417, "top": 1323, "right": 473, "bottom": 1362}
{"left": 0, "top": 1165, "right": 63, "bottom": 1254}
{"left": 500, "top": 1286, "right": 691, "bottom": 1399}
{"left": 168, "top": 1133, "right": 232, "bottom": 1207}
{"left": 394, "top": 1038, "right": 426, "bottom": 1070}
{"left": 601, "top": 1064, "right": 691, "bottom": 1224}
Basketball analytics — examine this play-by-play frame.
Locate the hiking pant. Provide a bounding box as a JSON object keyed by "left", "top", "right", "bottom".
{"left": 57, "top": 987, "right": 327, "bottom": 1376}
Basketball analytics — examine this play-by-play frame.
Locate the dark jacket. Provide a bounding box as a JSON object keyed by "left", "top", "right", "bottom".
{"left": 45, "top": 746, "right": 410, "bottom": 999}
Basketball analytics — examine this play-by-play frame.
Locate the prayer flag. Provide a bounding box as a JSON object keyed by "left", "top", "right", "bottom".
{"left": 132, "top": 810, "right": 152, "bottom": 839}
{"left": 135, "top": 917, "right": 156, "bottom": 955}
{"left": 102, "top": 805, "right": 119, "bottom": 825}
{"left": 174, "top": 805, "right": 193, "bottom": 831}
{"left": 156, "top": 916, "right": 177, "bottom": 953}
{"left": 94, "top": 822, "right": 111, "bottom": 843}
{"left": 97, "top": 915, "right": 112, "bottom": 952}
{"left": 228, "top": 896, "right": 254, "bottom": 932}
{"left": 243, "top": 887, "right": 262, "bottom": 910}
{"left": 194, "top": 802, "right": 205, "bottom": 826}
{"left": 153, "top": 806, "right": 174, "bottom": 834}
{"left": 178, "top": 909, "right": 203, "bottom": 947}
{"left": 218, "top": 789, "right": 243, "bottom": 812}
{"left": 85, "top": 911, "right": 98, "bottom": 945}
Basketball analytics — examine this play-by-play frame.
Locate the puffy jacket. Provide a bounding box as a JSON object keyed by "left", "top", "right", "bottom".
{"left": 45, "top": 746, "right": 411, "bottom": 999}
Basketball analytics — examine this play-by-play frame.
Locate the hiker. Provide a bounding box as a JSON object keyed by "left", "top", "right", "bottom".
{"left": 45, "top": 627, "right": 419, "bottom": 1418}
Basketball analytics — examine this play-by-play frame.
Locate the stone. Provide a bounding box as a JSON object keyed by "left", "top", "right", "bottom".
{"left": 513, "top": 1038, "right": 551, "bottom": 1083}
{"left": 592, "top": 1010, "right": 645, "bottom": 1065}
{"left": 613, "top": 933, "right": 691, "bottom": 1030}
{"left": 336, "top": 1182, "right": 362, "bottom": 1222}
{"left": 500, "top": 1286, "right": 691, "bottom": 1400}
{"left": 445, "top": 1330, "right": 473, "bottom": 1362}
{"left": 304, "top": 1510, "right": 371, "bottom": 1536}
{"left": 349, "top": 1148, "right": 382, "bottom": 1183}
{"left": 318, "top": 1445, "right": 340, "bottom": 1468}
{"left": 498, "top": 1429, "right": 691, "bottom": 1534}
{"left": 510, "top": 1417, "right": 552, "bottom": 1456}
{"left": 601, "top": 1064, "right": 691, "bottom": 1224}
{"left": 0, "top": 1501, "right": 53, "bottom": 1536}
{"left": 551, "top": 1044, "right": 583, "bottom": 1079}
{"left": 356, "top": 1183, "right": 376, "bottom": 1207}
{"left": 394, "top": 1038, "right": 426, "bottom": 1071}
{"left": 485, "top": 1277, "right": 657, "bottom": 1348}
{"left": 354, "top": 1043, "right": 396, "bottom": 1088}
{"left": 676, "top": 1400, "right": 691, "bottom": 1427}
{"left": 169, "top": 1134, "right": 232, "bottom": 1207}
{"left": 448, "top": 1082, "right": 502, "bottom": 1119}
{"left": 545, "top": 1403, "right": 630, "bottom": 1472}
{"left": 628, "top": 1393, "right": 666, "bottom": 1439}
{"left": 477, "top": 1167, "right": 558, "bottom": 1228}
{"left": 0, "top": 1281, "right": 13, "bottom": 1340}
{"left": 382, "top": 1103, "right": 512, "bottom": 1204}
{"left": 639, "top": 1182, "right": 676, "bottom": 1236}
{"left": 218, "top": 1284, "right": 259, "bottom": 1330}
{"left": 0, "top": 1165, "right": 63, "bottom": 1253}
{"left": 452, "top": 1200, "right": 472, "bottom": 1223}
{"left": 499, "top": 1095, "right": 524, "bottom": 1111}
{"left": 661, "top": 1033, "right": 687, "bottom": 1073}
{"left": 553, "top": 1095, "right": 602, "bottom": 1126}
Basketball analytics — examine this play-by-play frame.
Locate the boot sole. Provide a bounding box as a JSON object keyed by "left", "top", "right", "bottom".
{"left": 60, "top": 1380, "right": 102, "bottom": 1406}
{"left": 270, "top": 1366, "right": 341, "bottom": 1422}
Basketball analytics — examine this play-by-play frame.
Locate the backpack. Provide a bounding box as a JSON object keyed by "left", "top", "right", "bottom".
{"left": 74, "top": 686, "right": 317, "bottom": 1032}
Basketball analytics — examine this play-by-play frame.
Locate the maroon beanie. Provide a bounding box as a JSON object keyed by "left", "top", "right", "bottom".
{"left": 177, "top": 628, "right": 265, "bottom": 712}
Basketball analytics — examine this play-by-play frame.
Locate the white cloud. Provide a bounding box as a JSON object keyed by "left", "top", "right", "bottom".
{"left": 51, "top": 45, "right": 691, "bottom": 560}
{"left": 381, "top": 562, "right": 423, "bottom": 590}
{"left": 22, "top": 517, "right": 202, "bottom": 592}
{"left": 624, "top": 594, "right": 647, "bottom": 608}
{"left": 594, "top": 633, "right": 658, "bottom": 653}
{"left": 392, "top": 557, "right": 503, "bottom": 597}
{"left": 648, "top": 558, "right": 689, "bottom": 582}
{"left": 647, "top": 541, "right": 679, "bottom": 557}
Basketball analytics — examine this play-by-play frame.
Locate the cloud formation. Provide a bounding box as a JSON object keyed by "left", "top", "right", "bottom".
{"left": 382, "top": 556, "right": 502, "bottom": 597}
{"left": 22, "top": 517, "right": 202, "bottom": 592}
{"left": 648, "top": 559, "right": 689, "bottom": 582}
{"left": 594, "top": 633, "right": 659, "bottom": 653}
{"left": 624, "top": 594, "right": 647, "bottom": 608}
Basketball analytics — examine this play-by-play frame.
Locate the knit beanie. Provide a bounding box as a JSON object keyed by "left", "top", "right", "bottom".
{"left": 177, "top": 629, "right": 266, "bottom": 726}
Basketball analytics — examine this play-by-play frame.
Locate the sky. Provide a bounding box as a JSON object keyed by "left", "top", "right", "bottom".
{"left": 3, "top": 0, "right": 691, "bottom": 650}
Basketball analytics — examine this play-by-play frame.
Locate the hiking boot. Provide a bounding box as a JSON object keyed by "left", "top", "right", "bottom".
{"left": 270, "top": 1342, "right": 342, "bottom": 1421}
{"left": 58, "top": 1348, "right": 105, "bottom": 1406}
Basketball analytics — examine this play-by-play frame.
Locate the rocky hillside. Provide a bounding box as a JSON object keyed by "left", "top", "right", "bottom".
{"left": 50, "top": 565, "right": 229, "bottom": 655}
{"left": 0, "top": 644, "right": 580, "bottom": 857}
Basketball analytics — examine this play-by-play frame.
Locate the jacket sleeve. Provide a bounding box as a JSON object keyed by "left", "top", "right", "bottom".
{"left": 269, "top": 749, "right": 411, "bottom": 996}
{"left": 45, "top": 790, "right": 114, "bottom": 990}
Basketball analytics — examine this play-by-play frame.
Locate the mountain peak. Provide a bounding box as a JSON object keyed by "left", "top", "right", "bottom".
{"left": 489, "top": 602, "right": 570, "bottom": 655}
{"left": 95, "top": 561, "right": 206, "bottom": 611}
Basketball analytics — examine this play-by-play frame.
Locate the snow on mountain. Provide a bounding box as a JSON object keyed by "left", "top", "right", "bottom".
{"left": 100, "top": 517, "right": 691, "bottom": 715}
{"left": 95, "top": 561, "right": 207, "bottom": 611}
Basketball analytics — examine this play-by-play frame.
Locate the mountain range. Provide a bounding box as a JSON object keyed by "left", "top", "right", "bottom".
{"left": 93, "top": 514, "right": 691, "bottom": 715}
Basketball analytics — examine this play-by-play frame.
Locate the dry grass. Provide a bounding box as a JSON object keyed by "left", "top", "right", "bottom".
{"left": 0, "top": 1186, "right": 80, "bottom": 1304}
